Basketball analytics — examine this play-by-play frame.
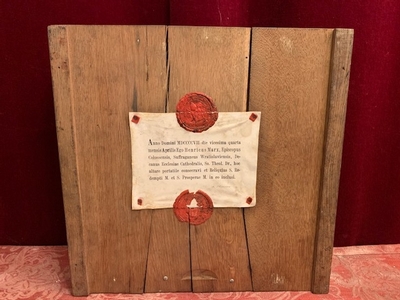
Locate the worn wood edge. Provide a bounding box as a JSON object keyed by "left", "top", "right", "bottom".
{"left": 48, "top": 25, "right": 89, "bottom": 296}
{"left": 311, "top": 28, "right": 354, "bottom": 294}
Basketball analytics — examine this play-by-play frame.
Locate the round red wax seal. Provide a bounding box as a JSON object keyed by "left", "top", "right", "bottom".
{"left": 176, "top": 92, "right": 218, "bottom": 133}
{"left": 173, "top": 190, "right": 213, "bottom": 225}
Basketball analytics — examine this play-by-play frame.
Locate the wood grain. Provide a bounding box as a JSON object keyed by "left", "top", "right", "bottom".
{"left": 130, "top": 26, "right": 193, "bottom": 293}
{"left": 311, "top": 29, "right": 354, "bottom": 294}
{"left": 48, "top": 26, "right": 88, "bottom": 296}
{"left": 167, "top": 26, "right": 253, "bottom": 292}
{"left": 49, "top": 25, "right": 168, "bottom": 295}
{"left": 49, "top": 26, "right": 353, "bottom": 295}
{"left": 145, "top": 209, "right": 191, "bottom": 292}
{"left": 245, "top": 28, "right": 333, "bottom": 291}
{"left": 167, "top": 26, "right": 250, "bottom": 112}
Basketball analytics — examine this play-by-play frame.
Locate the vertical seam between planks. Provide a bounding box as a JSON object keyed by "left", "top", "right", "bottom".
{"left": 189, "top": 222, "right": 193, "bottom": 291}
{"left": 165, "top": 26, "right": 170, "bottom": 113}
{"left": 242, "top": 209, "right": 254, "bottom": 291}
{"left": 243, "top": 26, "right": 255, "bottom": 291}
{"left": 245, "top": 28, "right": 253, "bottom": 112}
{"left": 143, "top": 210, "right": 154, "bottom": 292}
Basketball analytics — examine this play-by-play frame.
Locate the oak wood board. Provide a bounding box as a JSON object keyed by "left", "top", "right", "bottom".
{"left": 311, "top": 28, "right": 354, "bottom": 294}
{"left": 48, "top": 25, "right": 89, "bottom": 296}
{"left": 167, "top": 26, "right": 253, "bottom": 292}
{"left": 49, "top": 25, "right": 353, "bottom": 295}
{"left": 49, "top": 25, "right": 168, "bottom": 295}
{"left": 245, "top": 28, "right": 334, "bottom": 291}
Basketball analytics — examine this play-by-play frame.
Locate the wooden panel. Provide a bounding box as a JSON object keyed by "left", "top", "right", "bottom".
{"left": 167, "top": 26, "right": 253, "bottom": 292}
{"left": 167, "top": 26, "right": 250, "bottom": 112}
{"left": 190, "top": 209, "right": 253, "bottom": 292}
{"left": 312, "top": 29, "right": 354, "bottom": 294}
{"left": 136, "top": 26, "right": 192, "bottom": 292}
{"left": 48, "top": 26, "right": 88, "bottom": 296}
{"left": 245, "top": 28, "right": 333, "bottom": 291}
{"left": 49, "top": 25, "right": 168, "bottom": 295}
{"left": 145, "top": 210, "right": 191, "bottom": 292}
{"left": 50, "top": 25, "right": 352, "bottom": 295}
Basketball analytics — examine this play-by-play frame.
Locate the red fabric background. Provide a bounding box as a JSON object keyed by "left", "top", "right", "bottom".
{"left": 1, "top": 1, "right": 399, "bottom": 246}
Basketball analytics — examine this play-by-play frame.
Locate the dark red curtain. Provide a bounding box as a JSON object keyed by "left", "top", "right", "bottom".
{"left": 1, "top": 1, "right": 399, "bottom": 246}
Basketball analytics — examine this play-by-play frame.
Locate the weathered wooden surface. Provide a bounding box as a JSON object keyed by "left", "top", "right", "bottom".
{"left": 48, "top": 25, "right": 88, "bottom": 296}
{"left": 145, "top": 208, "right": 191, "bottom": 293}
{"left": 49, "top": 25, "right": 353, "bottom": 295}
{"left": 49, "top": 25, "right": 168, "bottom": 295}
{"left": 167, "top": 26, "right": 253, "bottom": 292}
{"left": 245, "top": 28, "right": 334, "bottom": 291}
{"left": 134, "top": 27, "right": 192, "bottom": 293}
{"left": 311, "top": 28, "right": 354, "bottom": 294}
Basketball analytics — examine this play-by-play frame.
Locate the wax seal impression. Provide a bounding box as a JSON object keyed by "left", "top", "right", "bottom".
{"left": 176, "top": 92, "right": 218, "bottom": 133}
{"left": 173, "top": 190, "right": 213, "bottom": 225}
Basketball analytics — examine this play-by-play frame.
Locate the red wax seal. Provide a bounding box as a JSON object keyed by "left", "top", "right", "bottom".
{"left": 173, "top": 190, "right": 213, "bottom": 225}
{"left": 176, "top": 92, "right": 218, "bottom": 133}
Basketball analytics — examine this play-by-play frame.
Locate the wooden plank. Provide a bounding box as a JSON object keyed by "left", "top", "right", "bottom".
{"left": 50, "top": 25, "right": 168, "bottom": 294}
{"left": 145, "top": 210, "right": 191, "bottom": 292}
{"left": 312, "top": 29, "right": 354, "bottom": 294}
{"left": 142, "top": 26, "right": 192, "bottom": 294}
{"left": 127, "top": 26, "right": 191, "bottom": 294}
{"left": 48, "top": 25, "right": 88, "bottom": 296}
{"left": 245, "top": 28, "right": 333, "bottom": 291}
{"left": 167, "top": 26, "right": 253, "bottom": 292}
{"left": 167, "top": 26, "right": 250, "bottom": 112}
{"left": 50, "top": 25, "right": 351, "bottom": 295}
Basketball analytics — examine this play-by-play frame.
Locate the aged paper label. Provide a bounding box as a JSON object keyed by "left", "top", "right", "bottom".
{"left": 129, "top": 112, "right": 261, "bottom": 210}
